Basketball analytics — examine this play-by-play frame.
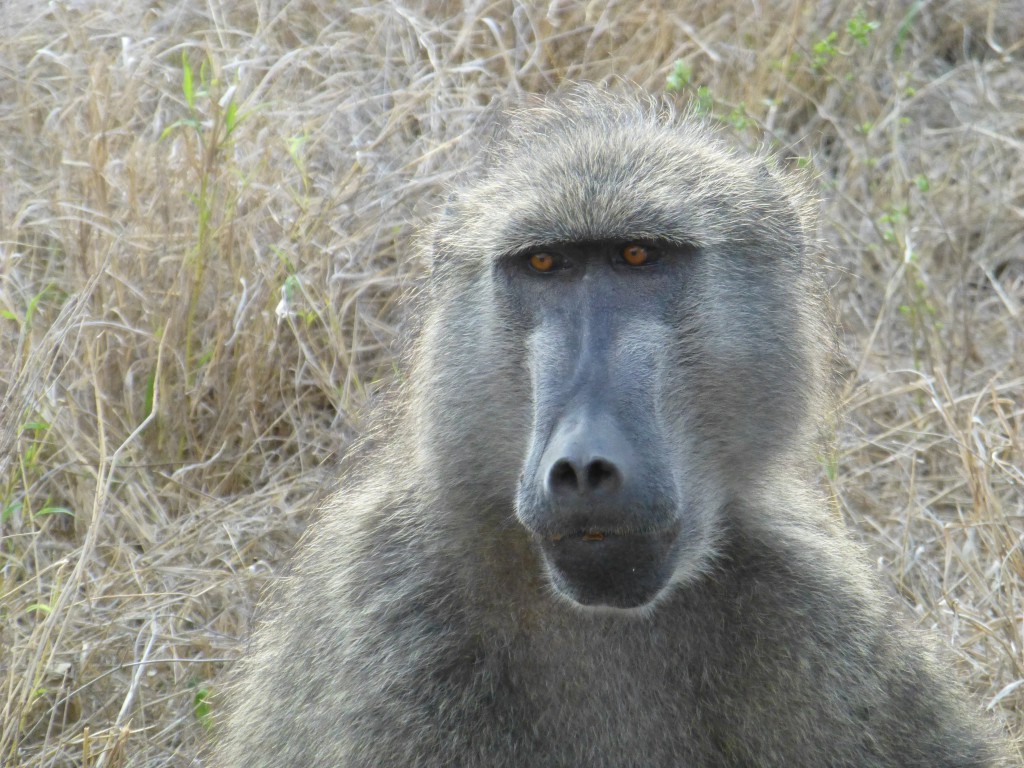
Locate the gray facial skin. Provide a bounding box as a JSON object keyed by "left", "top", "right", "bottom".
{"left": 507, "top": 241, "right": 696, "bottom": 609}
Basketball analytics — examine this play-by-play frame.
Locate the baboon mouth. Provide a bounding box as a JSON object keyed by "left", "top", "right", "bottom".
{"left": 538, "top": 525, "right": 681, "bottom": 609}
{"left": 548, "top": 528, "right": 677, "bottom": 543}
{"left": 549, "top": 531, "right": 607, "bottom": 542}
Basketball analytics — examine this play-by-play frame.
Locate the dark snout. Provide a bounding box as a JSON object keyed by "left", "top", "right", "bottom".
{"left": 524, "top": 411, "right": 677, "bottom": 536}
{"left": 511, "top": 270, "right": 686, "bottom": 609}
{"left": 518, "top": 409, "right": 681, "bottom": 609}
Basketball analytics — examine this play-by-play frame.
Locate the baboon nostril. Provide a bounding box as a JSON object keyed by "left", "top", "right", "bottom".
{"left": 549, "top": 459, "right": 581, "bottom": 493}
{"left": 586, "top": 459, "right": 620, "bottom": 491}
{"left": 548, "top": 457, "right": 622, "bottom": 496}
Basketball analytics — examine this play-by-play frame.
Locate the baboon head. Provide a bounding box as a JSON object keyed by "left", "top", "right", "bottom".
{"left": 420, "top": 91, "right": 826, "bottom": 611}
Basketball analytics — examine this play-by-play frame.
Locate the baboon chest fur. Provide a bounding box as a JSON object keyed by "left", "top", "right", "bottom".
{"left": 212, "top": 90, "right": 1009, "bottom": 767}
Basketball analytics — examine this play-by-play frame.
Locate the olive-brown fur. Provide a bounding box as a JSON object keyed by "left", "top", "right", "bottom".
{"left": 211, "top": 90, "right": 1010, "bottom": 767}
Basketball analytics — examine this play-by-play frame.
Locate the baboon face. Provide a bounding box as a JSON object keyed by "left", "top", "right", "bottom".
{"left": 500, "top": 240, "right": 698, "bottom": 609}
{"left": 430, "top": 98, "right": 820, "bottom": 612}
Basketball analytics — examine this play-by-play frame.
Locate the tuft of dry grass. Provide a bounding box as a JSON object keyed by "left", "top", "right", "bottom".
{"left": 1, "top": 1, "right": 1022, "bottom": 765}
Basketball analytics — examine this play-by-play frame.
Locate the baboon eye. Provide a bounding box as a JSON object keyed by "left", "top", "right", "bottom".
{"left": 528, "top": 252, "right": 560, "bottom": 273}
{"left": 621, "top": 244, "right": 651, "bottom": 266}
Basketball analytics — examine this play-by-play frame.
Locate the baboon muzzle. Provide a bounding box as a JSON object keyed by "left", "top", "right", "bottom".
{"left": 515, "top": 306, "right": 682, "bottom": 610}
{"left": 519, "top": 408, "right": 682, "bottom": 609}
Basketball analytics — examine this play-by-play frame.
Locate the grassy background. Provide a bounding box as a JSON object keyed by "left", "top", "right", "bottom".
{"left": 2, "top": 1, "right": 1022, "bottom": 765}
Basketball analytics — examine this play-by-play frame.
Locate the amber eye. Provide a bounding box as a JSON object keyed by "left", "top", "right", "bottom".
{"left": 622, "top": 244, "right": 650, "bottom": 266}
{"left": 528, "top": 252, "right": 556, "bottom": 272}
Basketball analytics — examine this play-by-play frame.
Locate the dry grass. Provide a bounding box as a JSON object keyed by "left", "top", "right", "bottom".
{"left": 1, "top": 1, "right": 1022, "bottom": 765}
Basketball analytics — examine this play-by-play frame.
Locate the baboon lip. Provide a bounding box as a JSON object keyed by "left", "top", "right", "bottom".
{"left": 544, "top": 526, "right": 678, "bottom": 544}
{"left": 548, "top": 530, "right": 608, "bottom": 543}
{"left": 537, "top": 525, "right": 682, "bottom": 609}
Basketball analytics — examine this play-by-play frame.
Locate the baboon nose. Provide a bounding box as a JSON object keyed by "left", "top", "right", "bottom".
{"left": 547, "top": 456, "right": 623, "bottom": 497}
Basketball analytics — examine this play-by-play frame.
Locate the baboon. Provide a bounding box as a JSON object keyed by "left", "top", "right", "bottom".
{"left": 212, "top": 90, "right": 1010, "bottom": 767}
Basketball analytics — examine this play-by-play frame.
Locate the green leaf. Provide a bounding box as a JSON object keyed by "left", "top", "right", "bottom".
{"left": 182, "top": 51, "right": 195, "bottom": 110}
{"left": 287, "top": 134, "right": 308, "bottom": 165}
{"left": 666, "top": 60, "right": 692, "bottom": 92}
{"left": 160, "top": 117, "right": 202, "bottom": 142}
{"left": 895, "top": 1, "right": 924, "bottom": 59}
{"left": 847, "top": 12, "right": 880, "bottom": 46}
{"left": 3, "top": 501, "right": 23, "bottom": 523}
{"left": 22, "top": 285, "right": 52, "bottom": 329}
{"left": 695, "top": 86, "right": 713, "bottom": 115}
{"left": 34, "top": 506, "right": 74, "bottom": 519}
{"left": 193, "top": 686, "right": 214, "bottom": 730}
{"left": 283, "top": 273, "right": 300, "bottom": 302}
{"left": 225, "top": 100, "right": 239, "bottom": 136}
